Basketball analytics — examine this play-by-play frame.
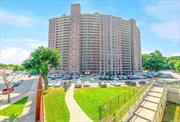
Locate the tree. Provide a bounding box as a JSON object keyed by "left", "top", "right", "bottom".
{"left": 142, "top": 54, "right": 151, "bottom": 70}
{"left": 0, "top": 64, "right": 25, "bottom": 71}
{"left": 23, "top": 46, "right": 61, "bottom": 90}
{"left": 142, "top": 50, "right": 168, "bottom": 71}
{"left": 167, "top": 56, "right": 180, "bottom": 71}
{"left": 0, "top": 68, "right": 18, "bottom": 103}
{"left": 174, "top": 61, "right": 180, "bottom": 71}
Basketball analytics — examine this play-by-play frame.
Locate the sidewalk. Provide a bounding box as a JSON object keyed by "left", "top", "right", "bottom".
{"left": 65, "top": 84, "right": 92, "bottom": 122}
{"left": 0, "top": 78, "right": 38, "bottom": 122}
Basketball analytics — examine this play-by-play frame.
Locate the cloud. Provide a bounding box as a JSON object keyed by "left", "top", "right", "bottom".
{"left": 151, "top": 20, "right": 180, "bottom": 41}
{"left": 0, "top": 38, "right": 47, "bottom": 64}
{"left": 0, "top": 47, "right": 30, "bottom": 64}
{"left": 1, "top": 38, "right": 47, "bottom": 49}
{"left": 170, "top": 52, "right": 180, "bottom": 56}
{"left": 144, "top": 0, "right": 180, "bottom": 21}
{"left": 22, "top": 38, "right": 47, "bottom": 49}
{"left": 0, "top": 9, "right": 47, "bottom": 27}
{"left": 144, "top": 0, "right": 180, "bottom": 42}
{"left": 142, "top": 50, "right": 153, "bottom": 54}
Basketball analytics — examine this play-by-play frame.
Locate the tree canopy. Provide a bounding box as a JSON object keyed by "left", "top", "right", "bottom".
{"left": 23, "top": 46, "right": 61, "bottom": 89}
{"left": 0, "top": 64, "right": 24, "bottom": 71}
{"left": 142, "top": 50, "right": 166, "bottom": 71}
{"left": 142, "top": 50, "right": 180, "bottom": 71}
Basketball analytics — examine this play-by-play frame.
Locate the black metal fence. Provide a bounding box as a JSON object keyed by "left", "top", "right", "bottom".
{"left": 99, "top": 84, "right": 150, "bottom": 122}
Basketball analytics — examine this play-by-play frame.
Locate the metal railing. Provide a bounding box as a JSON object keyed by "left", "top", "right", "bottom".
{"left": 99, "top": 83, "right": 152, "bottom": 122}
{"left": 152, "top": 81, "right": 167, "bottom": 122}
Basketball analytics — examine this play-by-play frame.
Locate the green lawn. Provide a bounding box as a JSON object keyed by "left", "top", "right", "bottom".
{"left": 44, "top": 88, "right": 70, "bottom": 122}
{"left": 0, "top": 96, "right": 28, "bottom": 116}
{"left": 163, "top": 102, "right": 180, "bottom": 122}
{"left": 74, "top": 87, "right": 137, "bottom": 121}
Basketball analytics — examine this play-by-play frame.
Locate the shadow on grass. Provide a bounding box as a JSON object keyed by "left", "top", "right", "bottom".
{"left": 0, "top": 96, "right": 28, "bottom": 116}
{"left": 163, "top": 102, "right": 180, "bottom": 122}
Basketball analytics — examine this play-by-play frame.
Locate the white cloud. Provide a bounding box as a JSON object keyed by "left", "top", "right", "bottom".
{"left": 151, "top": 20, "right": 180, "bottom": 41}
{"left": 145, "top": 0, "right": 180, "bottom": 21}
{"left": 142, "top": 50, "right": 153, "bottom": 54}
{"left": 0, "top": 9, "right": 47, "bottom": 27}
{"left": 144, "top": 0, "right": 180, "bottom": 42}
{"left": 0, "top": 9, "right": 36, "bottom": 27}
{"left": 22, "top": 38, "right": 47, "bottom": 49}
{"left": 0, "top": 47, "right": 30, "bottom": 64}
{"left": 170, "top": 52, "right": 180, "bottom": 56}
{"left": 1, "top": 38, "right": 47, "bottom": 49}
{"left": 0, "top": 38, "right": 47, "bottom": 64}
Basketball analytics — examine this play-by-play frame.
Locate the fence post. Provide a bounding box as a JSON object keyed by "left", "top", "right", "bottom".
{"left": 99, "top": 106, "right": 102, "bottom": 122}
{"left": 110, "top": 100, "right": 112, "bottom": 118}
{"left": 118, "top": 95, "right": 119, "bottom": 109}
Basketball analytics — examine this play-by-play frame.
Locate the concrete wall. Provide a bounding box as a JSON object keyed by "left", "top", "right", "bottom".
{"left": 167, "top": 87, "right": 180, "bottom": 104}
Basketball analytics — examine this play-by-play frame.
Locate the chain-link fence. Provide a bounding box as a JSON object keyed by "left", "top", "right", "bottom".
{"left": 99, "top": 84, "right": 150, "bottom": 122}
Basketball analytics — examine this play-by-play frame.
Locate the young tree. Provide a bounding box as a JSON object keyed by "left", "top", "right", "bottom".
{"left": 0, "top": 68, "right": 18, "bottom": 103}
{"left": 23, "top": 46, "right": 61, "bottom": 90}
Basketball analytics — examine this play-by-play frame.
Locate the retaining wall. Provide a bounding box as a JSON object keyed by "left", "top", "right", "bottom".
{"left": 167, "top": 87, "right": 180, "bottom": 104}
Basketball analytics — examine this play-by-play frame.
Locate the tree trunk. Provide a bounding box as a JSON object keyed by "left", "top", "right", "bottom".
{"left": 7, "top": 92, "right": 10, "bottom": 103}
{"left": 44, "top": 80, "right": 48, "bottom": 90}
{"left": 42, "top": 74, "right": 48, "bottom": 90}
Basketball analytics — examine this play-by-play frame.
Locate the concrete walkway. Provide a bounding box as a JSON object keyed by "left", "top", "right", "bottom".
{"left": 129, "top": 85, "right": 166, "bottom": 122}
{"left": 0, "top": 78, "right": 38, "bottom": 122}
{"left": 65, "top": 84, "right": 92, "bottom": 122}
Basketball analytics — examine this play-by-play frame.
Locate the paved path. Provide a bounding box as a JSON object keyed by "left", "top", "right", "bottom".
{"left": 0, "top": 77, "right": 38, "bottom": 122}
{"left": 65, "top": 84, "right": 92, "bottom": 122}
{"left": 129, "top": 84, "right": 166, "bottom": 122}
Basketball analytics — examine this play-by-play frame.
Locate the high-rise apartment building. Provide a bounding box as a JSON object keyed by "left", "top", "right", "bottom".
{"left": 48, "top": 4, "right": 142, "bottom": 75}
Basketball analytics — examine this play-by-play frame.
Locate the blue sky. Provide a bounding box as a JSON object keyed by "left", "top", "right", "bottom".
{"left": 0, "top": 0, "right": 180, "bottom": 64}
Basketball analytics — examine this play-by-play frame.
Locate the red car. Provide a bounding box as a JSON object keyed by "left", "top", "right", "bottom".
{"left": 2, "top": 85, "right": 14, "bottom": 94}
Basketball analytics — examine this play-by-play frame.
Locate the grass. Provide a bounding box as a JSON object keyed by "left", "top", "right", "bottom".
{"left": 44, "top": 88, "right": 70, "bottom": 122}
{"left": 163, "top": 102, "right": 180, "bottom": 122}
{"left": 74, "top": 87, "right": 137, "bottom": 121}
{"left": 0, "top": 96, "right": 28, "bottom": 116}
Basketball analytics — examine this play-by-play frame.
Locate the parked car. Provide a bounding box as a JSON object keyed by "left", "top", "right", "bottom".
{"left": 113, "top": 76, "right": 119, "bottom": 80}
{"left": 54, "top": 81, "right": 62, "bottom": 87}
{"left": 51, "top": 77, "right": 56, "bottom": 80}
{"left": 138, "top": 80, "right": 146, "bottom": 85}
{"left": 75, "top": 81, "right": 82, "bottom": 88}
{"left": 111, "top": 81, "right": 121, "bottom": 86}
{"left": 122, "top": 76, "right": 128, "bottom": 80}
{"left": 160, "top": 74, "right": 173, "bottom": 78}
{"left": 57, "top": 74, "right": 64, "bottom": 79}
{"left": 13, "top": 82, "right": 20, "bottom": 87}
{"left": 48, "top": 81, "right": 55, "bottom": 87}
{"left": 2, "top": 85, "right": 14, "bottom": 94}
{"left": 74, "top": 75, "right": 80, "bottom": 79}
{"left": 98, "top": 81, "right": 107, "bottom": 88}
{"left": 130, "top": 82, "right": 137, "bottom": 86}
{"left": 98, "top": 76, "right": 105, "bottom": 80}
{"left": 83, "top": 81, "right": 90, "bottom": 87}
{"left": 125, "top": 81, "right": 132, "bottom": 85}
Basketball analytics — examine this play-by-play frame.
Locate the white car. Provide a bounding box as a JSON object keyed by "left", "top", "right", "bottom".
{"left": 48, "top": 81, "right": 56, "bottom": 87}
{"left": 83, "top": 81, "right": 90, "bottom": 87}
{"left": 111, "top": 81, "right": 121, "bottom": 86}
{"left": 75, "top": 80, "right": 82, "bottom": 88}
{"left": 54, "top": 81, "right": 62, "bottom": 87}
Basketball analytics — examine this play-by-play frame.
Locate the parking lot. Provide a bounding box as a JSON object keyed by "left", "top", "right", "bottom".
{"left": 47, "top": 70, "right": 179, "bottom": 89}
